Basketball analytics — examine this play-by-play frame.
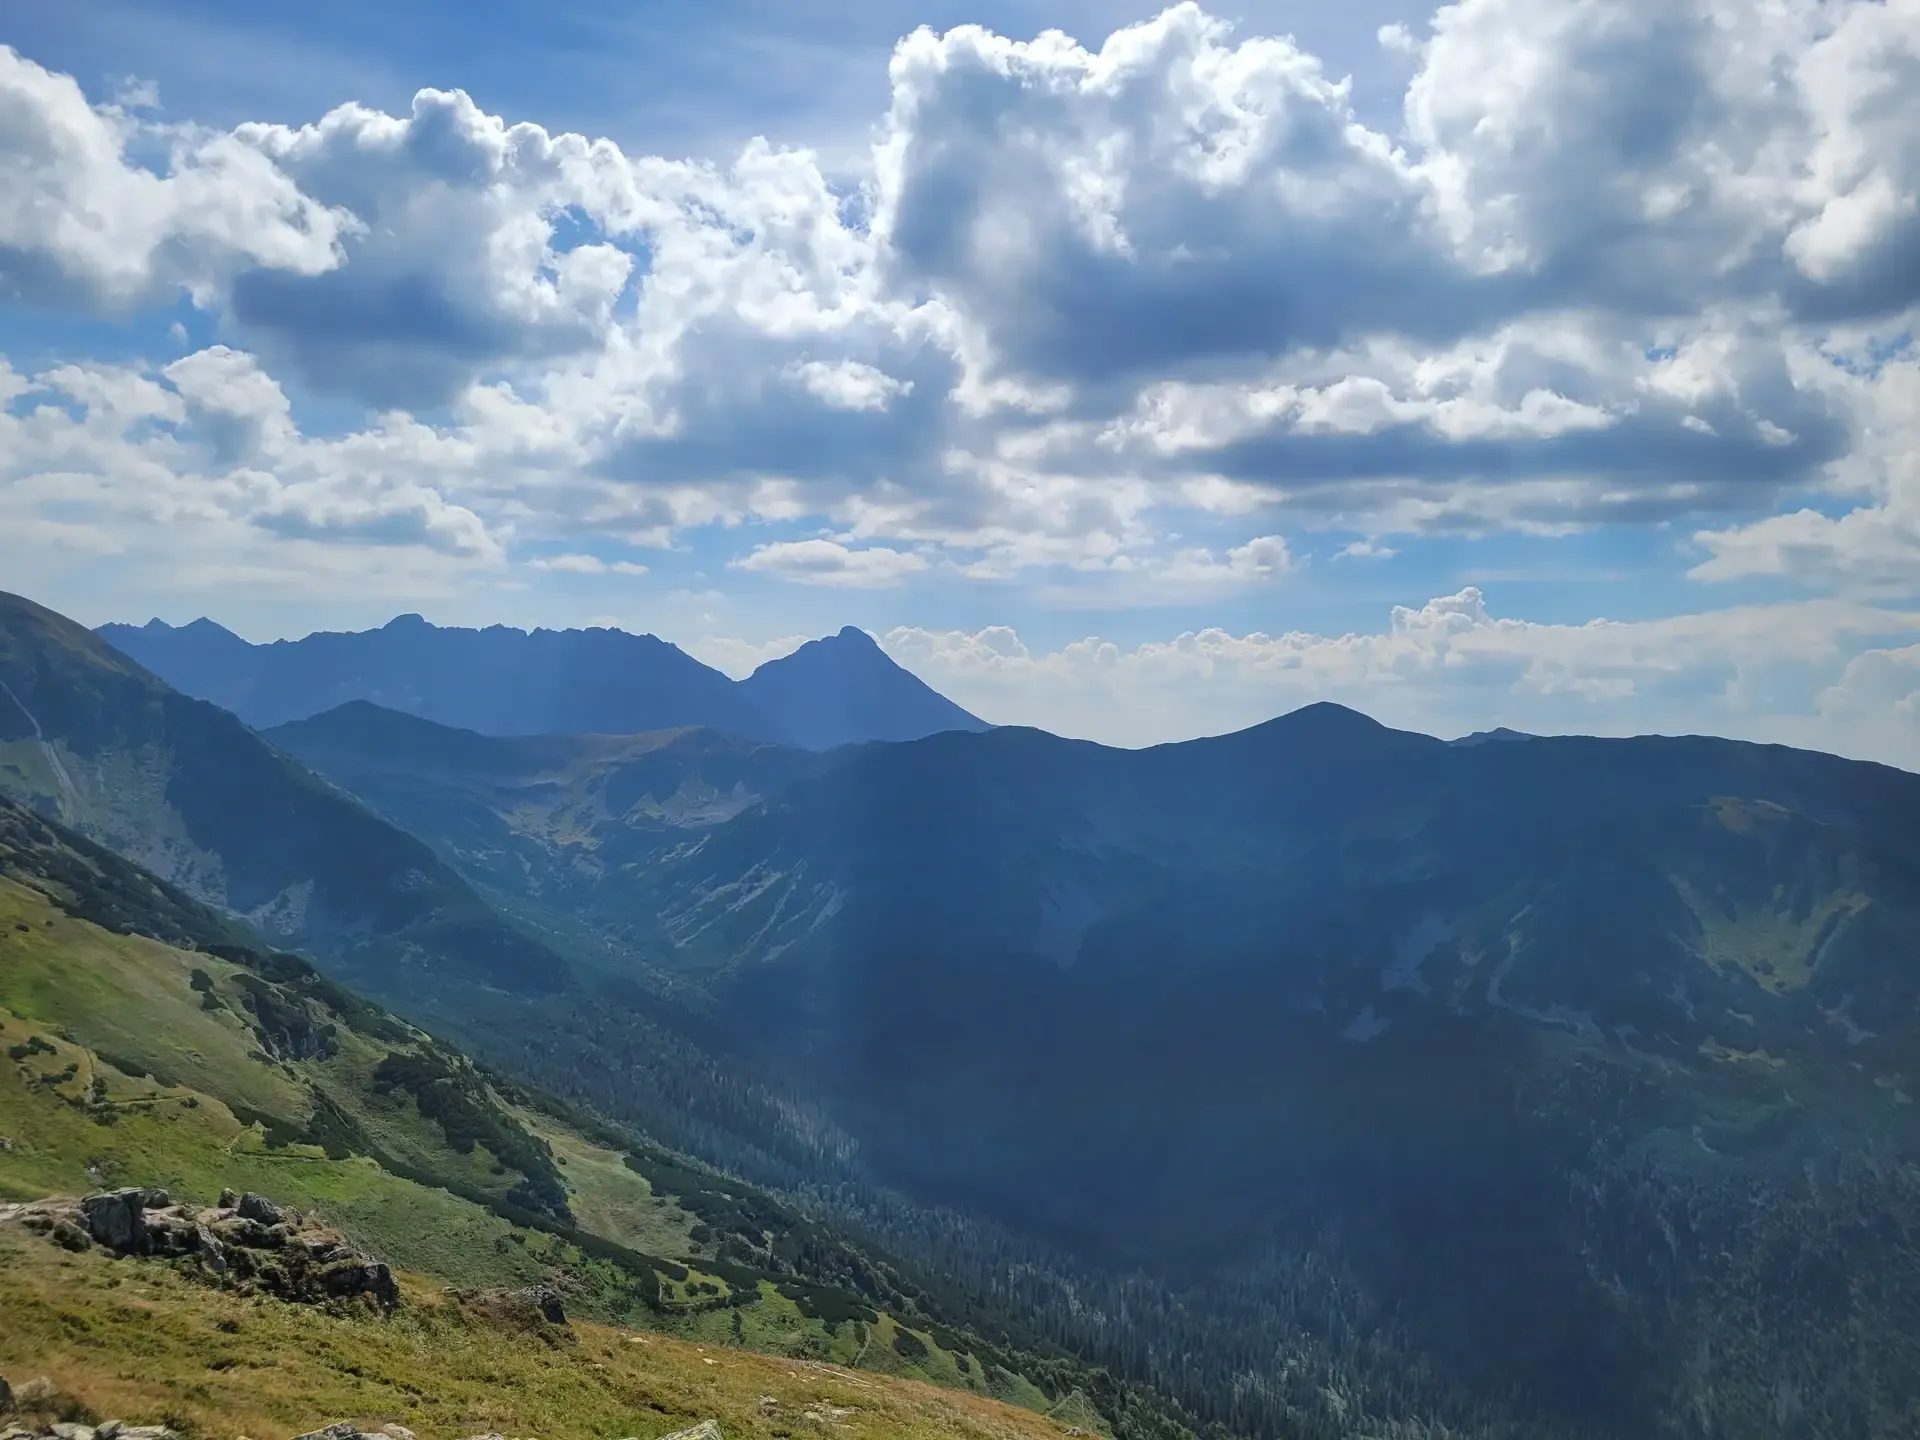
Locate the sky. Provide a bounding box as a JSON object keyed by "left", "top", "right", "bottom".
{"left": 2, "top": 0, "right": 1918, "bottom": 765}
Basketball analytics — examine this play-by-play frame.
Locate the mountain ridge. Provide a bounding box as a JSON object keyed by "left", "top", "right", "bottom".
{"left": 97, "top": 613, "right": 989, "bottom": 750}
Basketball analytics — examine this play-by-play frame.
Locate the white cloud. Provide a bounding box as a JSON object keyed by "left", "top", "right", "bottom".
{"left": 0, "top": 348, "right": 506, "bottom": 594}
{"left": 681, "top": 633, "right": 812, "bottom": 678}
{"left": 1691, "top": 337, "right": 1920, "bottom": 592}
{"left": 1338, "top": 538, "right": 1399, "bottom": 560}
{"left": 730, "top": 538, "right": 930, "bottom": 587}
{"left": 788, "top": 359, "right": 913, "bottom": 411}
{"left": 8, "top": 0, "right": 1908, "bottom": 552}
{"left": 527, "top": 553, "right": 650, "bottom": 575}
{"left": 1820, "top": 645, "right": 1920, "bottom": 723}
{"left": 882, "top": 587, "right": 1920, "bottom": 765}
{"left": 0, "top": 46, "right": 349, "bottom": 309}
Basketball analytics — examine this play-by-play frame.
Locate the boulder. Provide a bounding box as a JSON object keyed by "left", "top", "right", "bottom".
{"left": 195, "top": 1225, "right": 228, "bottom": 1275}
{"left": 529, "top": 1284, "right": 567, "bottom": 1325}
{"left": 236, "top": 1193, "right": 283, "bottom": 1226}
{"left": 289, "top": 1424, "right": 359, "bottom": 1440}
{"left": 79, "top": 1189, "right": 146, "bottom": 1251}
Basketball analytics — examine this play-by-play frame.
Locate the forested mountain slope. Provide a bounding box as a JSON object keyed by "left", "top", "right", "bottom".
{"left": 0, "top": 794, "right": 1167, "bottom": 1440}
{"left": 302, "top": 697, "right": 1920, "bottom": 1439}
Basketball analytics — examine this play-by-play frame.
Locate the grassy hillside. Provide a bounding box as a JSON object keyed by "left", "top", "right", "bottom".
{"left": 0, "top": 796, "right": 1163, "bottom": 1437}
{"left": 0, "top": 1227, "right": 1083, "bottom": 1440}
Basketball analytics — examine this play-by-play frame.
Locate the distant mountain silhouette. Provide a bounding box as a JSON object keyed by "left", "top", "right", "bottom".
{"left": 97, "top": 614, "right": 986, "bottom": 749}
{"left": 1449, "top": 726, "right": 1537, "bottom": 746}
{"left": 96, "top": 613, "right": 780, "bottom": 740}
{"left": 739, "top": 626, "right": 989, "bottom": 749}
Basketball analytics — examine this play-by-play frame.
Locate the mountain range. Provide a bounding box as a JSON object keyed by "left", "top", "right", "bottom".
{"left": 10, "top": 584, "right": 1920, "bottom": 1439}
{"left": 97, "top": 613, "right": 989, "bottom": 749}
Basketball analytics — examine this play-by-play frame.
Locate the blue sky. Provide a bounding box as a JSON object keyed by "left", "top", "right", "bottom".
{"left": 3, "top": 0, "right": 1918, "bottom": 762}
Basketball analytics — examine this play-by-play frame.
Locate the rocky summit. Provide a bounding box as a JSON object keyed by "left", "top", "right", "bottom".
{"left": 0, "top": 1189, "right": 399, "bottom": 1310}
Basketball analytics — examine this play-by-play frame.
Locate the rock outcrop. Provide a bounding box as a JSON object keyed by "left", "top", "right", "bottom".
{"left": 2, "top": 1190, "right": 399, "bottom": 1310}
{"left": 281, "top": 1426, "right": 718, "bottom": 1440}
{"left": 0, "top": 1423, "right": 178, "bottom": 1440}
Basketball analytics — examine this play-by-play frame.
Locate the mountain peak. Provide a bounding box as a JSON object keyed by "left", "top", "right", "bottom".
{"left": 741, "top": 626, "right": 989, "bottom": 749}
{"left": 1450, "top": 726, "right": 1536, "bottom": 747}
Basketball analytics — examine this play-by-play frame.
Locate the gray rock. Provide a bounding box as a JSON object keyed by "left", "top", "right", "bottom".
{"left": 95, "top": 1423, "right": 124, "bottom": 1440}
{"left": 194, "top": 1225, "right": 228, "bottom": 1275}
{"left": 236, "top": 1192, "right": 283, "bottom": 1225}
{"left": 117, "top": 1427, "right": 179, "bottom": 1440}
{"left": 80, "top": 1189, "right": 147, "bottom": 1251}
{"left": 289, "top": 1424, "right": 359, "bottom": 1440}
{"left": 378, "top": 1427, "right": 414, "bottom": 1440}
{"left": 49, "top": 1423, "right": 96, "bottom": 1440}
{"left": 217, "top": 1189, "right": 238, "bottom": 1209}
{"left": 658, "top": 1424, "right": 723, "bottom": 1440}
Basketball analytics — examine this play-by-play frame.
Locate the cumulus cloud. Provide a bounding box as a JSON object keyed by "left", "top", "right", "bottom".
{"left": 682, "top": 633, "right": 812, "bottom": 677}
{"left": 0, "top": 46, "right": 349, "bottom": 309}
{"left": 881, "top": 587, "right": 1920, "bottom": 764}
{"left": 0, "top": 347, "right": 506, "bottom": 594}
{"left": 1689, "top": 336, "right": 1920, "bottom": 594}
{"left": 7, "top": 2, "right": 1915, "bottom": 549}
{"left": 731, "top": 538, "right": 931, "bottom": 586}
{"left": 1820, "top": 645, "right": 1920, "bottom": 723}
{"left": 528, "top": 553, "right": 650, "bottom": 575}
{"left": 788, "top": 359, "right": 914, "bottom": 411}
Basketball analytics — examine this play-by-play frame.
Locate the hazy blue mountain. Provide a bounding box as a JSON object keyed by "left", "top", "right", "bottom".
{"left": 97, "top": 614, "right": 986, "bottom": 750}
{"left": 265, "top": 700, "right": 826, "bottom": 960}
{"left": 447, "top": 703, "right": 1920, "bottom": 1438}
{"left": 1448, "top": 725, "right": 1535, "bottom": 745}
{"left": 97, "top": 612, "right": 782, "bottom": 741}
{"left": 738, "top": 626, "right": 989, "bottom": 749}
{"left": 0, "top": 590, "right": 569, "bottom": 995}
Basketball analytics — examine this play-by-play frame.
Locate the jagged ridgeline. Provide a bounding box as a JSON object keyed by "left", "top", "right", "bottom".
{"left": 0, "top": 796, "right": 1175, "bottom": 1440}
